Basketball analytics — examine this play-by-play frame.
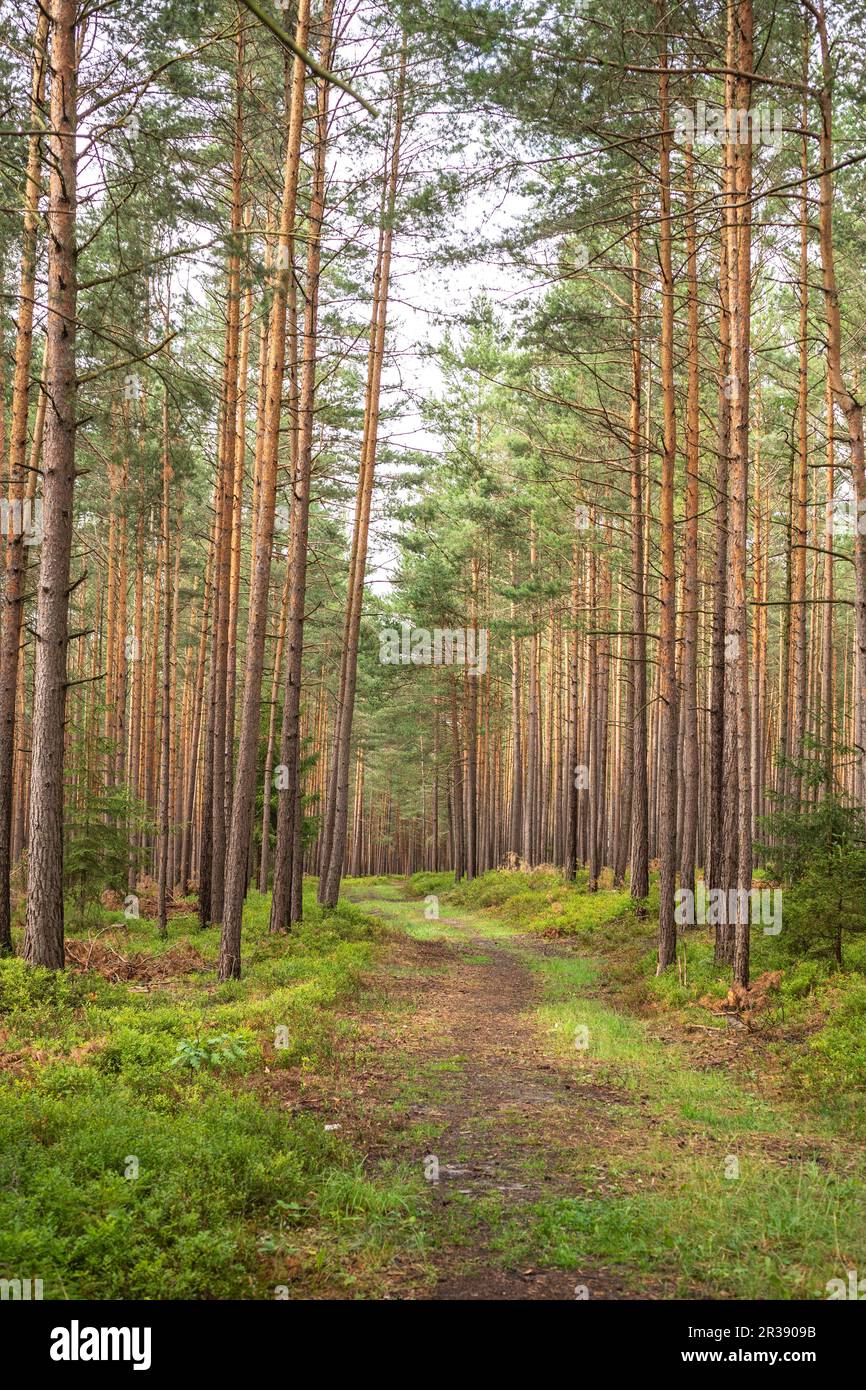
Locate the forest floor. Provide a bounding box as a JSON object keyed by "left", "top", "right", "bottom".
{"left": 287, "top": 880, "right": 866, "bottom": 1300}
{"left": 319, "top": 885, "right": 675, "bottom": 1299}
{"left": 2, "top": 874, "right": 865, "bottom": 1300}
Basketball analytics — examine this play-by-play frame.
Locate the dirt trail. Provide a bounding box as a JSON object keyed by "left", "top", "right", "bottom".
{"left": 259, "top": 888, "right": 865, "bottom": 1300}
{"left": 327, "top": 895, "right": 673, "bottom": 1299}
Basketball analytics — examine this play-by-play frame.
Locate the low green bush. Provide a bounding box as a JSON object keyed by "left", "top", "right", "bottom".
{"left": 406, "top": 871, "right": 456, "bottom": 899}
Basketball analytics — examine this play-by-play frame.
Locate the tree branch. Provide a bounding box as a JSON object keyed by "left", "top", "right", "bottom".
{"left": 236, "top": 0, "right": 379, "bottom": 117}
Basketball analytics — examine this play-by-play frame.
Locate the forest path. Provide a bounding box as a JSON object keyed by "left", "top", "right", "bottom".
{"left": 333, "top": 884, "right": 688, "bottom": 1299}
{"left": 321, "top": 884, "right": 864, "bottom": 1300}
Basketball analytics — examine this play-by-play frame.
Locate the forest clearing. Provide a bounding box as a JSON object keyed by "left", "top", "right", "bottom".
{"left": 1, "top": 0, "right": 866, "bottom": 1343}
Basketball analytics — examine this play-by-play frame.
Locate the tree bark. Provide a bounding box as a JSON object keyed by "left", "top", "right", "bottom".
{"left": 318, "top": 44, "right": 407, "bottom": 908}
{"left": 808, "top": 0, "right": 866, "bottom": 810}
{"left": 0, "top": 7, "right": 48, "bottom": 953}
{"left": 656, "top": 10, "right": 679, "bottom": 973}
{"left": 220, "top": 0, "right": 310, "bottom": 978}
{"left": 679, "top": 137, "right": 700, "bottom": 905}
{"left": 728, "top": 0, "right": 754, "bottom": 990}
{"left": 23, "top": 0, "right": 78, "bottom": 970}
{"left": 269, "top": 0, "right": 334, "bottom": 931}
{"left": 628, "top": 191, "right": 649, "bottom": 901}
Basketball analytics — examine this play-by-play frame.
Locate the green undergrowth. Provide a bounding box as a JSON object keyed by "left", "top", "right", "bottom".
{"left": 0, "top": 884, "right": 427, "bottom": 1298}
{"left": 522, "top": 929, "right": 866, "bottom": 1298}
{"left": 407, "top": 865, "right": 645, "bottom": 935}
{"left": 493, "top": 1166, "right": 866, "bottom": 1299}
{"left": 648, "top": 928, "right": 866, "bottom": 1129}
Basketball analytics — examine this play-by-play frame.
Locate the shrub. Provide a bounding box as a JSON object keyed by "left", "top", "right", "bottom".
{"left": 64, "top": 780, "right": 151, "bottom": 930}
{"left": 407, "top": 871, "right": 455, "bottom": 899}
{"left": 792, "top": 979, "right": 866, "bottom": 1095}
{"left": 170, "top": 1032, "right": 250, "bottom": 1073}
{"left": 759, "top": 764, "right": 866, "bottom": 968}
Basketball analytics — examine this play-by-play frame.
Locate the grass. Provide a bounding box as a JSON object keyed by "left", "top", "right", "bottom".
{"left": 428, "top": 869, "right": 866, "bottom": 1297}
{"left": 492, "top": 1164, "right": 865, "bottom": 1299}
{"left": 396, "top": 868, "right": 866, "bottom": 1298}
{"left": 0, "top": 884, "right": 427, "bottom": 1299}
{"left": 4, "top": 868, "right": 865, "bottom": 1301}
{"left": 648, "top": 924, "right": 866, "bottom": 1132}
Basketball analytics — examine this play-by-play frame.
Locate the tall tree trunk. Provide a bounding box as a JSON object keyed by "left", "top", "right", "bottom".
{"left": 508, "top": 552, "right": 523, "bottom": 857}
{"left": 523, "top": 518, "right": 539, "bottom": 865}
{"left": 269, "top": 0, "right": 334, "bottom": 932}
{"left": 728, "top": 0, "right": 754, "bottom": 989}
{"left": 822, "top": 370, "right": 835, "bottom": 783}
{"left": 209, "top": 24, "right": 246, "bottom": 927}
{"left": 790, "top": 45, "right": 810, "bottom": 810}
{"left": 259, "top": 567, "right": 289, "bottom": 892}
{"left": 564, "top": 528, "right": 580, "bottom": 879}
{"left": 679, "top": 137, "right": 700, "bottom": 903}
{"left": 157, "top": 387, "right": 172, "bottom": 936}
{"left": 128, "top": 514, "right": 145, "bottom": 890}
{"left": 809, "top": 0, "right": 866, "bottom": 809}
{"left": 712, "top": 5, "right": 736, "bottom": 962}
{"left": 225, "top": 277, "right": 253, "bottom": 819}
{"left": 318, "top": 44, "right": 406, "bottom": 908}
{"left": 449, "top": 674, "right": 465, "bottom": 881}
{"left": 0, "top": 6, "right": 48, "bottom": 953}
{"left": 23, "top": 0, "right": 78, "bottom": 969}
{"left": 628, "top": 192, "right": 649, "bottom": 900}
{"left": 465, "top": 554, "right": 479, "bottom": 878}
{"left": 220, "top": 0, "right": 310, "bottom": 978}
{"left": 179, "top": 524, "right": 214, "bottom": 893}
{"left": 656, "top": 10, "right": 679, "bottom": 973}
